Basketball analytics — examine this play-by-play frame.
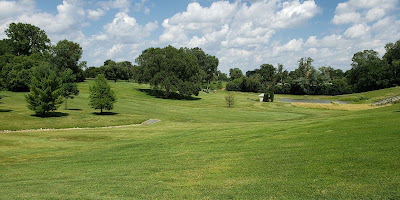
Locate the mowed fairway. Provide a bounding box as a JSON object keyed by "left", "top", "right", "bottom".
{"left": 1, "top": 81, "right": 400, "bottom": 199}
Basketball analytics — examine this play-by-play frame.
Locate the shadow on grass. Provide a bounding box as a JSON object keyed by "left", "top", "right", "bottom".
{"left": 68, "top": 108, "right": 82, "bottom": 111}
{"left": 0, "top": 109, "right": 12, "bottom": 112}
{"left": 31, "top": 112, "right": 69, "bottom": 118}
{"left": 138, "top": 89, "right": 201, "bottom": 101}
{"left": 92, "top": 112, "right": 118, "bottom": 115}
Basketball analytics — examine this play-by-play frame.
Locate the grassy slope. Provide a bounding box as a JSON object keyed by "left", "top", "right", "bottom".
{"left": 0, "top": 81, "right": 399, "bottom": 199}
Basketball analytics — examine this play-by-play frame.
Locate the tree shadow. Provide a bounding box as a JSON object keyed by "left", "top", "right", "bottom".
{"left": 68, "top": 108, "right": 82, "bottom": 111}
{"left": 0, "top": 109, "right": 12, "bottom": 112}
{"left": 92, "top": 112, "right": 118, "bottom": 115}
{"left": 138, "top": 89, "right": 201, "bottom": 101}
{"left": 31, "top": 112, "right": 69, "bottom": 118}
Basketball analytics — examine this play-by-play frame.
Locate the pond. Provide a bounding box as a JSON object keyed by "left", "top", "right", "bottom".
{"left": 278, "top": 99, "right": 349, "bottom": 104}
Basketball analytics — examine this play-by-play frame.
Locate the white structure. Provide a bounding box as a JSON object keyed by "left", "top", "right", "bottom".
{"left": 259, "top": 93, "right": 264, "bottom": 102}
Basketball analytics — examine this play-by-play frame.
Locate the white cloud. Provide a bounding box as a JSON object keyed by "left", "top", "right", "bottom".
{"left": 343, "top": 24, "right": 371, "bottom": 39}
{"left": 332, "top": 12, "right": 361, "bottom": 24}
{"left": 103, "top": 12, "right": 157, "bottom": 42}
{"left": 159, "top": 0, "right": 320, "bottom": 72}
{"left": 0, "top": 0, "right": 35, "bottom": 20}
{"left": 332, "top": 0, "right": 397, "bottom": 24}
{"left": 87, "top": 8, "right": 106, "bottom": 20}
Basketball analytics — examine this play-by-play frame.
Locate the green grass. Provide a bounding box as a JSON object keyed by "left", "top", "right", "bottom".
{"left": 1, "top": 81, "right": 400, "bottom": 199}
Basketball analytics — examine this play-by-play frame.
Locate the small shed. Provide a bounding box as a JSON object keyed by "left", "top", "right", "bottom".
{"left": 259, "top": 93, "right": 264, "bottom": 102}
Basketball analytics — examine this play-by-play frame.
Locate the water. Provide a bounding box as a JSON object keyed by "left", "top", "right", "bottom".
{"left": 278, "top": 99, "right": 349, "bottom": 104}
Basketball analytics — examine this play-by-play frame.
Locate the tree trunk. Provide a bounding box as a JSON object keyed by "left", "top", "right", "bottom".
{"left": 101, "top": 107, "right": 103, "bottom": 113}
{"left": 207, "top": 81, "right": 209, "bottom": 93}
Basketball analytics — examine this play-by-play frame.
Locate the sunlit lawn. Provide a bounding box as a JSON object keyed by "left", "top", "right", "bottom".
{"left": 0, "top": 81, "right": 399, "bottom": 199}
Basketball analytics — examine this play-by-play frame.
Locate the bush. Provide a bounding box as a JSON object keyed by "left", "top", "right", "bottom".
{"left": 226, "top": 79, "right": 242, "bottom": 91}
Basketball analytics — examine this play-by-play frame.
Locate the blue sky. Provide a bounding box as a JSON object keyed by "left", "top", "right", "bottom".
{"left": 1, "top": 0, "right": 399, "bottom": 73}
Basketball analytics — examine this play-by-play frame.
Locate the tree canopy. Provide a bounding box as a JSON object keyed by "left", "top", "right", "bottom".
{"left": 89, "top": 74, "right": 116, "bottom": 113}
{"left": 135, "top": 46, "right": 204, "bottom": 97}
{"left": 5, "top": 22, "right": 50, "bottom": 56}
{"left": 188, "top": 47, "right": 219, "bottom": 92}
{"left": 51, "top": 39, "right": 84, "bottom": 81}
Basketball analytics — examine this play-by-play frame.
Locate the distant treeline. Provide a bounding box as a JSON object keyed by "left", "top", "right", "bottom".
{"left": 225, "top": 40, "right": 400, "bottom": 95}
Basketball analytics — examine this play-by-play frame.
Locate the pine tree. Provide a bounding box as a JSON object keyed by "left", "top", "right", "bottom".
{"left": 25, "top": 65, "right": 63, "bottom": 117}
{"left": 89, "top": 74, "right": 116, "bottom": 113}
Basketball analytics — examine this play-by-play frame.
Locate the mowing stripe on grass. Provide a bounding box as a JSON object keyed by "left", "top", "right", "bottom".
{"left": 0, "top": 119, "right": 161, "bottom": 133}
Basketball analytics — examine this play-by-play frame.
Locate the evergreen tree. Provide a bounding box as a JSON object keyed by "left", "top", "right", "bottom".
{"left": 25, "top": 65, "right": 63, "bottom": 117}
{"left": 89, "top": 74, "right": 116, "bottom": 113}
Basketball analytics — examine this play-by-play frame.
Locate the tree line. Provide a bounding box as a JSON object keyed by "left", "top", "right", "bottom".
{"left": 225, "top": 40, "right": 400, "bottom": 95}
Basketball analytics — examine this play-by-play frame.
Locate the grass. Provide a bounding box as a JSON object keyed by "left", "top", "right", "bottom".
{"left": 1, "top": 80, "right": 400, "bottom": 199}
{"left": 291, "top": 102, "right": 389, "bottom": 111}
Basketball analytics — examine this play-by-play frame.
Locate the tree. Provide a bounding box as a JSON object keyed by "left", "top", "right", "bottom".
{"left": 5, "top": 22, "right": 50, "bottom": 56}
{"left": 216, "top": 70, "right": 229, "bottom": 81}
{"left": 291, "top": 57, "right": 313, "bottom": 80}
{"left": 135, "top": 46, "right": 203, "bottom": 97}
{"left": 383, "top": 40, "right": 400, "bottom": 85}
{"left": 189, "top": 47, "right": 219, "bottom": 92}
{"left": 60, "top": 69, "right": 79, "bottom": 110}
{"left": 25, "top": 65, "right": 63, "bottom": 117}
{"left": 348, "top": 50, "right": 390, "bottom": 92}
{"left": 51, "top": 40, "right": 83, "bottom": 81}
{"left": 89, "top": 74, "right": 116, "bottom": 113}
{"left": 0, "top": 53, "right": 48, "bottom": 92}
{"left": 229, "top": 68, "right": 243, "bottom": 80}
{"left": 85, "top": 66, "right": 103, "bottom": 78}
{"left": 259, "top": 64, "right": 276, "bottom": 84}
{"left": 276, "top": 63, "right": 284, "bottom": 83}
{"left": 0, "top": 39, "right": 13, "bottom": 56}
{"left": 224, "top": 93, "right": 235, "bottom": 107}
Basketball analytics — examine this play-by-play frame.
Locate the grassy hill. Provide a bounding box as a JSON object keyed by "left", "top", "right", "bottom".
{"left": 1, "top": 81, "right": 399, "bottom": 199}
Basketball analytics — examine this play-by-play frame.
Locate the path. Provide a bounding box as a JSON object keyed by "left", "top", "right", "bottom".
{"left": 371, "top": 95, "right": 400, "bottom": 106}
{"left": 0, "top": 119, "right": 161, "bottom": 133}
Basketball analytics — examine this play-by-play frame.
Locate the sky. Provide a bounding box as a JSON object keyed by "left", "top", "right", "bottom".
{"left": 0, "top": 0, "right": 399, "bottom": 73}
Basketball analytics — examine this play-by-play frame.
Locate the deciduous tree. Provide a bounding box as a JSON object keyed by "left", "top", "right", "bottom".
{"left": 5, "top": 22, "right": 50, "bottom": 56}
{"left": 135, "top": 46, "right": 203, "bottom": 97}
{"left": 89, "top": 74, "right": 116, "bottom": 113}
{"left": 60, "top": 69, "right": 79, "bottom": 110}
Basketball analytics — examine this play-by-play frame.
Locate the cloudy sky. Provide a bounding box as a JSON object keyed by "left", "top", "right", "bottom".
{"left": 0, "top": 0, "right": 399, "bottom": 73}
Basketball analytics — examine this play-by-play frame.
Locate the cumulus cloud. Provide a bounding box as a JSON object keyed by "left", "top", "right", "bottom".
{"left": 332, "top": 0, "right": 397, "bottom": 24}
{"left": 103, "top": 12, "right": 157, "bottom": 42}
{"left": 343, "top": 24, "right": 371, "bottom": 39}
{"left": 0, "top": 0, "right": 35, "bottom": 20}
{"left": 159, "top": 0, "right": 320, "bottom": 72}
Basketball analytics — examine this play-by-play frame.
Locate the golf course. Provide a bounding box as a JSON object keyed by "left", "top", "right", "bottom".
{"left": 1, "top": 81, "right": 399, "bottom": 199}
